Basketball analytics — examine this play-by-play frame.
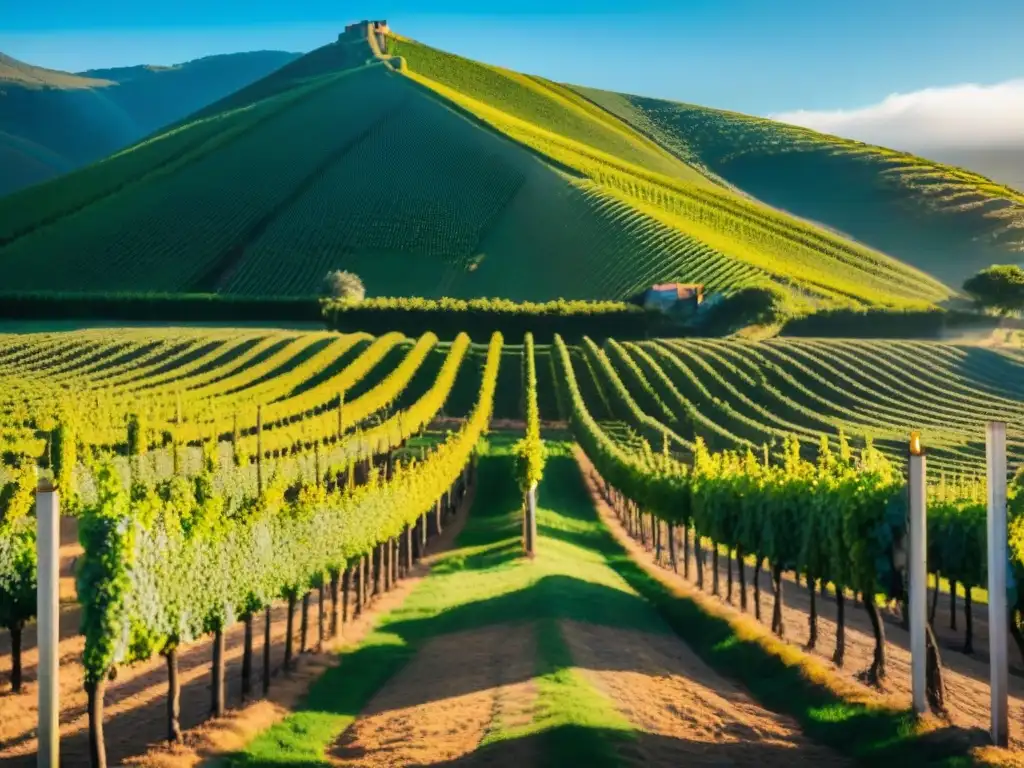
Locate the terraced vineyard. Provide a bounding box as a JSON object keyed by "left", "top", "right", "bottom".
{"left": 388, "top": 34, "right": 950, "bottom": 308}
{"left": 3, "top": 324, "right": 1024, "bottom": 766}
{"left": 0, "top": 23, "right": 960, "bottom": 308}
{"left": 0, "top": 324, "right": 506, "bottom": 766}
{"left": 583, "top": 336, "right": 1024, "bottom": 474}
{"left": 555, "top": 331, "right": 1024, "bottom": 758}
{"left": 2, "top": 327, "right": 1020, "bottom": 485}
{"left": 0, "top": 327, "right": 500, "bottom": 471}
{"left": 572, "top": 87, "right": 1024, "bottom": 289}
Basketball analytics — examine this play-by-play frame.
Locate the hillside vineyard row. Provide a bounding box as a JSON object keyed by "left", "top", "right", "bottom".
{"left": 553, "top": 334, "right": 1024, "bottom": 685}
{"left": 0, "top": 331, "right": 501, "bottom": 766}
{"left": 4, "top": 328, "right": 1021, "bottom": 473}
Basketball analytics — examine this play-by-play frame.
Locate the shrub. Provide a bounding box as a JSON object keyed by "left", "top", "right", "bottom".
{"left": 699, "top": 284, "right": 793, "bottom": 333}
{"left": 321, "top": 295, "right": 655, "bottom": 341}
{"left": 963, "top": 265, "right": 1024, "bottom": 315}
{"left": 322, "top": 270, "right": 366, "bottom": 301}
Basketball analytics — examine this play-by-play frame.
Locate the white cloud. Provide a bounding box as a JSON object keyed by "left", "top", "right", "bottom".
{"left": 770, "top": 80, "right": 1024, "bottom": 151}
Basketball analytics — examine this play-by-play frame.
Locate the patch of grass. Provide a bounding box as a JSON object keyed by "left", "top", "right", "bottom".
{"left": 532, "top": 619, "right": 632, "bottom": 767}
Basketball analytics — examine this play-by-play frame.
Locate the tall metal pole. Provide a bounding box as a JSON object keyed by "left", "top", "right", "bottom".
{"left": 987, "top": 421, "right": 1009, "bottom": 746}
{"left": 37, "top": 478, "right": 60, "bottom": 767}
{"left": 908, "top": 432, "right": 927, "bottom": 715}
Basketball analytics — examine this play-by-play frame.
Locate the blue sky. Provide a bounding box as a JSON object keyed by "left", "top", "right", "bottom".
{"left": 2, "top": 0, "right": 1023, "bottom": 116}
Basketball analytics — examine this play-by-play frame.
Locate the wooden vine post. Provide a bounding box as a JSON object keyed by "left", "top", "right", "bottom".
{"left": 166, "top": 646, "right": 181, "bottom": 742}
{"left": 315, "top": 442, "right": 322, "bottom": 486}
{"left": 263, "top": 606, "right": 272, "bottom": 695}
{"left": 354, "top": 557, "right": 366, "bottom": 618}
{"left": 211, "top": 625, "right": 226, "bottom": 717}
{"left": 256, "top": 404, "right": 264, "bottom": 494}
{"left": 318, "top": 580, "right": 326, "bottom": 650}
{"left": 518, "top": 332, "right": 544, "bottom": 558}
{"left": 300, "top": 592, "right": 310, "bottom": 653}
{"left": 341, "top": 566, "right": 352, "bottom": 632}
{"left": 241, "top": 614, "right": 253, "bottom": 701}
{"left": 330, "top": 570, "right": 340, "bottom": 637}
{"left": 284, "top": 593, "right": 296, "bottom": 672}
{"left": 523, "top": 482, "right": 537, "bottom": 557}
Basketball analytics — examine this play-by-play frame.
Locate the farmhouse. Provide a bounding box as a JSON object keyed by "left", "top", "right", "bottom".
{"left": 633, "top": 282, "right": 705, "bottom": 316}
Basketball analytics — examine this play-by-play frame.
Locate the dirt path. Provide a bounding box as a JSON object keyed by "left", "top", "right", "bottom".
{"left": 561, "top": 620, "right": 848, "bottom": 766}
{"left": 323, "top": 447, "right": 845, "bottom": 767}
{"left": 330, "top": 624, "right": 538, "bottom": 767}
{"left": 575, "top": 450, "right": 1024, "bottom": 761}
{"left": 0, "top": 491, "right": 475, "bottom": 766}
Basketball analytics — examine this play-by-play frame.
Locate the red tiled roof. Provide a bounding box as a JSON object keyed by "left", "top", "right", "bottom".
{"left": 648, "top": 283, "right": 704, "bottom": 298}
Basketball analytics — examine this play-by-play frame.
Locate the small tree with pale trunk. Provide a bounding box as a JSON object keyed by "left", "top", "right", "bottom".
{"left": 963, "top": 265, "right": 1024, "bottom": 316}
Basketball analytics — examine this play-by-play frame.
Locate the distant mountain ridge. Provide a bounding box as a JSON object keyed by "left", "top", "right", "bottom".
{"left": 0, "top": 50, "right": 300, "bottom": 196}
{"left": 0, "top": 52, "right": 111, "bottom": 89}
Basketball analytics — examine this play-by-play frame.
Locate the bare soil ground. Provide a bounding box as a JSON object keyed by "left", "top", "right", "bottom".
{"left": 0, "top": 491, "right": 475, "bottom": 766}
{"left": 560, "top": 619, "right": 848, "bottom": 766}
{"left": 330, "top": 624, "right": 538, "bottom": 767}
{"left": 575, "top": 450, "right": 1024, "bottom": 764}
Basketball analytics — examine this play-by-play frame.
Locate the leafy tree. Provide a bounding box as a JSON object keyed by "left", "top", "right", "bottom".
{"left": 700, "top": 284, "right": 794, "bottom": 332}
{"left": 322, "top": 270, "right": 366, "bottom": 302}
{"left": 514, "top": 333, "right": 545, "bottom": 556}
{"left": 0, "top": 464, "right": 37, "bottom": 693}
{"left": 963, "top": 265, "right": 1024, "bottom": 315}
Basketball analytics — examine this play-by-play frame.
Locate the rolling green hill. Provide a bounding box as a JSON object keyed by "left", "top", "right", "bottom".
{"left": 0, "top": 50, "right": 299, "bottom": 196}
{"left": 569, "top": 87, "right": 1024, "bottom": 289}
{"left": 0, "top": 25, "right": 959, "bottom": 308}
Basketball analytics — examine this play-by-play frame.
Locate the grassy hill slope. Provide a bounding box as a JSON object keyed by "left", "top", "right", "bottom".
{"left": 570, "top": 87, "right": 1024, "bottom": 289}
{"left": 0, "top": 26, "right": 955, "bottom": 308}
{"left": 385, "top": 35, "right": 949, "bottom": 307}
{"left": 0, "top": 50, "right": 299, "bottom": 196}
{"left": 0, "top": 53, "right": 107, "bottom": 88}
{"left": 0, "top": 57, "right": 767, "bottom": 301}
